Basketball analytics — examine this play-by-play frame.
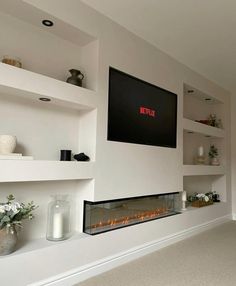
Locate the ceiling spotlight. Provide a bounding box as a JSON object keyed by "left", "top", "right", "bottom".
{"left": 42, "top": 19, "right": 54, "bottom": 27}
{"left": 205, "top": 98, "right": 212, "bottom": 101}
{"left": 187, "top": 131, "right": 194, "bottom": 134}
{"left": 39, "top": 97, "right": 51, "bottom": 102}
{"left": 187, "top": 89, "right": 194, "bottom": 93}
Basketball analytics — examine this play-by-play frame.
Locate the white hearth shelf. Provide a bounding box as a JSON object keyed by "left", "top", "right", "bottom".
{"left": 0, "top": 232, "right": 90, "bottom": 265}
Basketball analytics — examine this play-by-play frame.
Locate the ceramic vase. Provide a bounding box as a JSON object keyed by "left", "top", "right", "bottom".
{"left": 0, "top": 225, "right": 18, "bottom": 255}
{"left": 66, "top": 69, "right": 84, "bottom": 87}
{"left": 210, "top": 157, "right": 220, "bottom": 166}
{"left": 0, "top": 135, "right": 17, "bottom": 154}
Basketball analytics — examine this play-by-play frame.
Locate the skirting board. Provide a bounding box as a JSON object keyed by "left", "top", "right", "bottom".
{"left": 31, "top": 214, "right": 232, "bottom": 286}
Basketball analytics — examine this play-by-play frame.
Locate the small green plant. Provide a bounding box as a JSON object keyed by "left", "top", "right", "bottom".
{"left": 208, "top": 145, "right": 218, "bottom": 159}
{"left": 0, "top": 195, "right": 38, "bottom": 229}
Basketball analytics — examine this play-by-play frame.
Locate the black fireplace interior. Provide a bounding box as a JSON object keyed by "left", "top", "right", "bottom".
{"left": 83, "top": 192, "right": 181, "bottom": 235}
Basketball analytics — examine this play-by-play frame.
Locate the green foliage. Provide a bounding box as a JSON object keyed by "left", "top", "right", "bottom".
{"left": 208, "top": 145, "right": 218, "bottom": 159}
{"left": 0, "top": 195, "right": 38, "bottom": 229}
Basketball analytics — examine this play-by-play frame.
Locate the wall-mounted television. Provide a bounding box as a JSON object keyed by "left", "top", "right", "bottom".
{"left": 107, "top": 67, "right": 177, "bottom": 148}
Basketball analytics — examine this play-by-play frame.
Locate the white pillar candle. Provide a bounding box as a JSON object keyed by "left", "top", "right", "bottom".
{"left": 52, "top": 213, "right": 63, "bottom": 239}
{"left": 198, "top": 146, "right": 204, "bottom": 157}
{"left": 182, "top": 190, "right": 187, "bottom": 202}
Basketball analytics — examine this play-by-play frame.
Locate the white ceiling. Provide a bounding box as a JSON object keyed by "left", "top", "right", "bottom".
{"left": 82, "top": 0, "right": 236, "bottom": 93}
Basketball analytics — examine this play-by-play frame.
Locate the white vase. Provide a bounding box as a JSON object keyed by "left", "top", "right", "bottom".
{"left": 0, "top": 135, "right": 17, "bottom": 154}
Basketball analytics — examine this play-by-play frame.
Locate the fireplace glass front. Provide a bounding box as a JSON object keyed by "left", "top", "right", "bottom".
{"left": 83, "top": 192, "right": 181, "bottom": 235}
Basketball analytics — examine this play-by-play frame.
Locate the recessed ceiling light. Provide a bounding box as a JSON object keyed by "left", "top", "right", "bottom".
{"left": 187, "top": 131, "right": 194, "bottom": 134}
{"left": 42, "top": 19, "right": 54, "bottom": 27}
{"left": 39, "top": 97, "right": 51, "bottom": 102}
{"left": 205, "top": 98, "right": 212, "bottom": 101}
{"left": 187, "top": 89, "right": 194, "bottom": 93}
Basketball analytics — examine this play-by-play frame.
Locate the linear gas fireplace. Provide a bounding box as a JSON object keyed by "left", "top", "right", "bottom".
{"left": 83, "top": 192, "right": 181, "bottom": 235}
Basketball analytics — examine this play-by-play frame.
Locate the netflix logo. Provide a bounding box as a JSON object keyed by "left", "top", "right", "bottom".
{"left": 139, "top": 106, "right": 156, "bottom": 118}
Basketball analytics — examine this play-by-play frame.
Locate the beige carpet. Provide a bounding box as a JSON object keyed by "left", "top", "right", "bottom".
{"left": 77, "top": 221, "right": 236, "bottom": 286}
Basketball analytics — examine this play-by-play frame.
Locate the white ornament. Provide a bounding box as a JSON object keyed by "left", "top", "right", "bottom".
{"left": 0, "top": 135, "right": 17, "bottom": 154}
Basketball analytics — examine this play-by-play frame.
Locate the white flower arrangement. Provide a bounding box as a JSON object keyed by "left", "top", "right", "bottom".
{"left": 188, "top": 192, "right": 213, "bottom": 203}
{"left": 0, "top": 195, "right": 38, "bottom": 229}
{"left": 196, "top": 193, "right": 210, "bottom": 202}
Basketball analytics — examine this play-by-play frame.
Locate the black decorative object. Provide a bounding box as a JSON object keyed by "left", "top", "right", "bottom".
{"left": 212, "top": 193, "right": 220, "bottom": 202}
{"left": 66, "top": 69, "right": 84, "bottom": 87}
{"left": 74, "top": 153, "right": 90, "bottom": 161}
{"left": 60, "top": 150, "right": 71, "bottom": 161}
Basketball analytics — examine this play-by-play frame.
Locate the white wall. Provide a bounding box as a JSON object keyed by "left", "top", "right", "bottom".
{"left": 24, "top": 0, "right": 231, "bottom": 201}
{"left": 0, "top": 0, "right": 232, "bottom": 284}
{"left": 231, "top": 95, "right": 236, "bottom": 215}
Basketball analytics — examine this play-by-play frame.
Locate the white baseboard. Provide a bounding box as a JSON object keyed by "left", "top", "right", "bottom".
{"left": 32, "top": 214, "right": 232, "bottom": 286}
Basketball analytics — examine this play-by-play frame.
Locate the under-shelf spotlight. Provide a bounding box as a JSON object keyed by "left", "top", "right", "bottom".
{"left": 39, "top": 97, "right": 51, "bottom": 102}
{"left": 187, "top": 131, "right": 194, "bottom": 134}
{"left": 42, "top": 19, "right": 54, "bottom": 27}
{"left": 187, "top": 89, "right": 194, "bottom": 93}
{"left": 205, "top": 98, "right": 212, "bottom": 101}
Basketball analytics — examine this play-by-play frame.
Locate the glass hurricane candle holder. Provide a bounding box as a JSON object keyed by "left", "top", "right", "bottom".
{"left": 46, "top": 195, "right": 71, "bottom": 241}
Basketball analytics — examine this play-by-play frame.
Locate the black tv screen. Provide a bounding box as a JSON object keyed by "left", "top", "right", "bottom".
{"left": 107, "top": 67, "right": 177, "bottom": 148}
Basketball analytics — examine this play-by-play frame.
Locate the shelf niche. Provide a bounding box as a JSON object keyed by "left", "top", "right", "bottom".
{"left": 183, "top": 130, "right": 225, "bottom": 166}
{"left": 183, "top": 175, "right": 226, "bottom": 203}
{"left": 0, "top": 4, "right": 99, "bottom": 91}
{"left": 183, "top": 83, "right": 226, "bottom": 167}
{"left": 183, "top": 84, "right": 224, "bottom": 124}
{"left": 0, "top": 92, "right": 96, "bottom": 162}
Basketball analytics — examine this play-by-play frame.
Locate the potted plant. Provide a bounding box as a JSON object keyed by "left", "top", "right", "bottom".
{"left": 0, "top": 194, "right": 38, "bottom": 255}
{"left": 208, "top": 145, "right": 220, "bottom": 165}
{"left": 208, "top": 114, "right": 222, "bottom": 128}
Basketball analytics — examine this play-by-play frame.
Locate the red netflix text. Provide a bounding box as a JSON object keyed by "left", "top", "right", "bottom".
{"left": 139, "top": 106, "right": 156, "bottom": 117}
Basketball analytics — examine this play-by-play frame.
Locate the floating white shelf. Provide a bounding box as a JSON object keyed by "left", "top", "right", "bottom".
{"left": 0, "top": 63, "right": 98, "bottom": 110}
{"left": 183, "top": 165, "right": 225, "bottom": 176}
{"left": 183, "top": 118, "right": 225, "bottom": 138}
{"left": 0, "top": 161, "right": 95, "bottom": 182}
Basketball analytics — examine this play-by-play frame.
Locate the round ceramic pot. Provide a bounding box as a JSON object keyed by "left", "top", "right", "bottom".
{"left": 0, "top": 135, "right": 17, "bottom": 154}
{"left": 210, "top": 157, "right": 220, "bottom": 166}
{"left": 0, "top": 226, "right": 18, "bottom": 255}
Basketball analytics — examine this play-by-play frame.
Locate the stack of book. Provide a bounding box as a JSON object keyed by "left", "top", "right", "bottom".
{"left": 0, "top": 153, "right": 33, "bottom": 160}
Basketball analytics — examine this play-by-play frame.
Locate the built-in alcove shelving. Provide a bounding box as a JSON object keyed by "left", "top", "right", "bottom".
{"left": 183, "top": 83, "right": 228, "bottom": 203}
{"left": 0, "top": 1, "right": 99, "bottom": 252}
{"left": 0, "top": 63, "right": 98, "bottom": 162}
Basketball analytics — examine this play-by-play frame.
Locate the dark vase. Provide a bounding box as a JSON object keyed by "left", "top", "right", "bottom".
{"left": 66, "top": 69, "right": 84, "bottom": 87}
